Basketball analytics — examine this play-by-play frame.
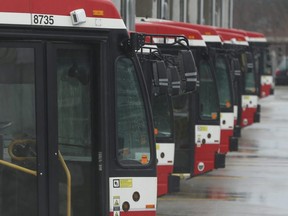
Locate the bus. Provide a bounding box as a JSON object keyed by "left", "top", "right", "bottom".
{"left": 136, "top": 22, "right": 224, "bottom": 180}
{"left": 245, "top": 31, "right": 273, "bottom": 98}
{"left": 215, "top": 27, "right": 261, "bottom": 128}
{"left": 215, "top": 30, "right": 250, "bottom": 138}
{"left": 152, "top": 21, "right": 238, "bottom": 153}
{"left": 0, "top": 1, "right": 157, "bottom": 216}
{"left": 134, "top": 36, "right": 182, "bottom": 196}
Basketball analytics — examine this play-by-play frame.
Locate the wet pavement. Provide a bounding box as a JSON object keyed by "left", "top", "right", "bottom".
{"left": 157, "top": 86, "right": 288, "bottom": 216}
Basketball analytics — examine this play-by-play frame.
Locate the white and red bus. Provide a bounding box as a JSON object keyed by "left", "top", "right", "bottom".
{"left": 153, "top": 21, "right": 238, "bottom": 154}
{"left": 245, "top": 31, "right": 273, "bottom": 98}
{"left": 136, "top": 22, "right": 225, "bottom": 181}
{"left": 215, "top": 27, "right": 262, "bottom": 128}
{"left": 215, "top": 30, "right": 250, "bottom": 138}
{"left": 0, "top": 1, "right": 157, "bottom": 216}
{"left": 134, "top": 37, "right": 182, "bottom": 196}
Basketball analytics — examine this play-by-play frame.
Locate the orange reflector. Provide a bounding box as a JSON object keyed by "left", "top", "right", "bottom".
{"left": 211, "top": 113, "right": 217, "bottom": 119}
{"left": 205, "top": 31, "right": 211, "bottom": 35}
{"left": 188, "top": 35, "right": 195, "bottom": 39}
{"left": 93, "top": 10, "right": 104, "bottom": 16}
{"left": 141, "top": 154, "right": 148, "bottom": 164}
{"left": 146, "top": 204, "right": 155, "bottom": 209}
{"left": 154, "top": 128, "right": 159, "bottom": 135}
{"left": 226, "top": 101, "right": 231, "bottom": 108}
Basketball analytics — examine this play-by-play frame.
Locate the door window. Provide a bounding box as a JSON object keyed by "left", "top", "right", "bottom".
{"left": 0, "top": 47, "right": 37, "bottom": 216}
{"left": 56, "top": 47, "right": 94, "bottom": 216}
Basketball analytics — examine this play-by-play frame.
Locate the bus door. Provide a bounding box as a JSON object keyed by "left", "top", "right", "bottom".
{"left": 0, "top": 41, "right": 102, "bottom": 216}
{"left": 0, "top": 42, "right": 43, "bottom": 216}
{"left": 47, "top": 42, "right": 102, "bottom": 216}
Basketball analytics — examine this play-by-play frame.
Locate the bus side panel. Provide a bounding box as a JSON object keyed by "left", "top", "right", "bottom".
{"left": 109, "top": 177, "right": 157, "bottom": 215}
{"left": 260, "top": 75, "right": 273, "bottom": 98}
{"left": 193, "top": 144, "right": 219, "bottom": 176}
{"left": 156, "top": 143, "right": 175, "bottom": 197}
{"left": 193, "top": 125, "right": 221, "bottom": 176}
{"left": 241, "top": 95, "right": 258, "bottom": 127}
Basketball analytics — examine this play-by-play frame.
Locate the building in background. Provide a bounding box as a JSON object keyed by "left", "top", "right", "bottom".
{"left": 112, "top": 0, "right": 288, "bottom": 70}
{"left": 112, "top": 0, "right": 233, "bottom": 29}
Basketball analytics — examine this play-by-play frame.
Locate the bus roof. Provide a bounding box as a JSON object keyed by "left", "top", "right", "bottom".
{"left": 216, "top": 30, "right": 249, "bottom": 46}
{"left": 245, "top": 31, "right": 267, "bottom": 43}
{"left": 0, "top": 0, "right": 126, "bottom": 29}
{"left": 142, "top": 19, "right": 222, "bottom": 43}
{"left": 215, "top": 27, "right": 267, "bottom": 43}
{"left": 136, "top": 22, "right": 206, "bottom": 47}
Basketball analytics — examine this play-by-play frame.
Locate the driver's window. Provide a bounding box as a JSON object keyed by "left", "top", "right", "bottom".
{"left": 0, "top": 47, "right": 37, "bottom": 216}
{"left": 244, "top": 53, "right": 256, "bottom": 94}
{"left": 215, "top": 56, "right": 232, "bottom": 109}
{"left": 116, "top": 57, "right": 151, "bottom": 166}
{"left": 198, "top": 60, "right": 219, "bottom": 120}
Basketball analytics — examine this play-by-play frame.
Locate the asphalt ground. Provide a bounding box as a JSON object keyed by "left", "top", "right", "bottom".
{"left": 157, "top": 86, "right": 288, "bottom": 216}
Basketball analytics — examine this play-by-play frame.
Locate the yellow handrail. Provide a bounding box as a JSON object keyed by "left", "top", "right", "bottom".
{"left": 0, "top": 149, "right": 71, "bottom": 216}
{"left": 0, "top": 159, "right": 37, "bottom": 176}
{"left": 8, "top": 139, "right": 36, "bottom": 161}
{"left": 58, "top": 150, "right": 71, "bottom": 216}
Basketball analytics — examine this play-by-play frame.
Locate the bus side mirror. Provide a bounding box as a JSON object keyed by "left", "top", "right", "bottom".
{"left": 177, "top": 50, "right": 198, "bottom": 92}
{"left": 166, "top": 65, "right": 181, "bottom": 96}
{"left": 232, "top": 59, "right": 241, "bottom": 77}
{"left": 152, "top": 61, "right": 168, "bottom": 96}
{"left": 122, "top": 33, "right": 145, "bottom": 53}
{"left": 246, "top": 52, "right": 254, "bottom": 69}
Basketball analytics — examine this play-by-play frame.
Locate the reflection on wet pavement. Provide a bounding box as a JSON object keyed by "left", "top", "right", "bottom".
{"left": 157, "top": 86, "right": 288, "bottom": 216}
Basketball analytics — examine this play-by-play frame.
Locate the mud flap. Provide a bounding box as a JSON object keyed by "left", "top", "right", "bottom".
{"left": 254, "top": 112, "right": 260, "bottom": 123}
{"left": 233, "top": 125, "right": 241, "bottom": 137}
{"left": 257, "top": 104, "right": 261, "bottom": 112}
{"left": 214, "top": 153, "right": 225, "bottom": 169}
{"left": 229, "top": 136, "right": 238, "bottom": 151}
{"left": 270, "top": 88, "right": 274, "bottom": 95}
{"left": 168, "top": 175, "right": 180, "bottom": 193}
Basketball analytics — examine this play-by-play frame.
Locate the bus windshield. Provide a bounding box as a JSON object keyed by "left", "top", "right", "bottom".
{"left": 152, "top": 95, "right": 172, "bottom": 139}
{"left": 215, "top": 55, "right": 232, "bottom": 109}
{"left": 198, "top": 59, "right": 219, "bottom": 120}
{"left": 116, "top": 57, "right": 152, "bottom": 166}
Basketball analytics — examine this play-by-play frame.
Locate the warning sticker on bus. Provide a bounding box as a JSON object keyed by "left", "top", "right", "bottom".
{"left": 197, "top": 126, "right": 208, "bottom": 132}
{"left": 120, "top": 179, "right": 133, "bottom": 188}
